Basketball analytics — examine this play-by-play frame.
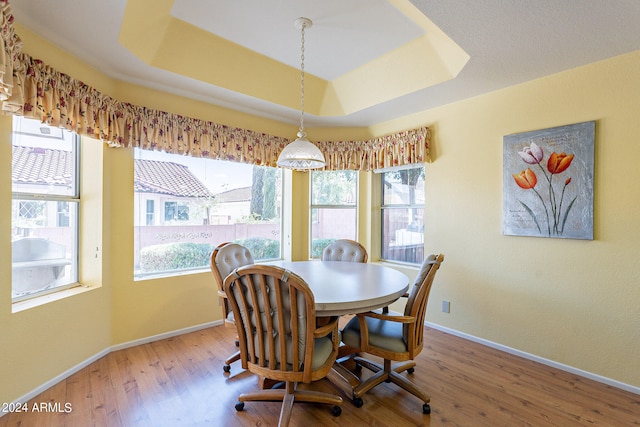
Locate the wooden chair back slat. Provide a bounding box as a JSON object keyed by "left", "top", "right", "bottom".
{"left": 224, "top": 265, "right": 320, "bottom": 382}
{"left": 224, "top": 264, "right": 343, "bottom": 424}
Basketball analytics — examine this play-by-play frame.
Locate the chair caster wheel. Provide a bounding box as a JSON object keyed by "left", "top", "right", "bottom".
{"left": 407, "top": 367, "right": 415, "bottom": 374}
{"left": 235, "top": 339, "right": 239, "bottom": 347}
{"left": 223, "top": 364, "right": 231, "bottom": 373}
{"left": 423, "top": 403, "right": 431, "bottom": 414}
{"left": 332, "top": 405, "right": 342, "bottom": 416}
{"left": 235, "top": 401, "right": 244, "bottom": 411}
{"left": 353, "top": 397, "right": 364, "bottom": 408}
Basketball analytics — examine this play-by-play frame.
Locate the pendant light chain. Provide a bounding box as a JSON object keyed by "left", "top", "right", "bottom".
{"left": 276, "top": 17, "right": 325, "bottom": 170}
{"left": 299, "top": 21, "right": 306, "bottom": 135}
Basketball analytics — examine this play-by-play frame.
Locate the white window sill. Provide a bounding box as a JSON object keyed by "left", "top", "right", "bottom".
{"left": 134, "top": 267, "right": 209, "bottom": 282}
{"left": 374, "top": 260, "right": 420, "bottom": 270}
{"left": 12, "top": 283, "right": 99, "bottom": 313}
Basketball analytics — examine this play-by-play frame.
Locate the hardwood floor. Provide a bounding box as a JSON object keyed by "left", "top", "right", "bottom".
{"left": 1, "top": 325, "right": 639, "bottom": 426}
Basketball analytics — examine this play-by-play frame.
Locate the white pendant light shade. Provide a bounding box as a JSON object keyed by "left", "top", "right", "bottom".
{"left": 277, "top": 131, "right": 325, "bottom": 169}
{"left": 276, "top": 17, "right": 326, "bottom": 171}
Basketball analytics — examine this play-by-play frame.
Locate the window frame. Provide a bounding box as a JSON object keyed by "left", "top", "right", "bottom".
{"left": 378, "top": 165, "right": 425, "bottom": 266}
{"left": 11, "top": 117, "right": 81, "bottom": 302}
{"left": 145, "top": 199, "right": 155, "bottom": 226}
{"left": 133, "top": 149, "right": 283, "bottom": 280}
{"left": 309, "top": 170, "right": 359, "bottom": 259}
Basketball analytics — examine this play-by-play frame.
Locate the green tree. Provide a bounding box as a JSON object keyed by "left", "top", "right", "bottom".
{"left": 311, "top": 170, "right": 357, "bottom": 205}
{"left": 384, "top": 168, "right": 425, "bottom": 205}
{"left": 262, "top": 168, "right": 277, "bottom": 220}
{"left": 384, "top": 167, "right": 425, "bottom": 231}
{"left": 250, "top": 166, "right": 264, "bottom": 219}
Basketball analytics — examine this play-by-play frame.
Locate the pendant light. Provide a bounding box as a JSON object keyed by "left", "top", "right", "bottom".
{"left": 276, "top": 17, "right": 326, "bottom": 170}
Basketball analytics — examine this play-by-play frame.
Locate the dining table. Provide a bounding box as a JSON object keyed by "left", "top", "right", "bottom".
{"left": 260, "top": 260, "right": 411, "bottom": 400}
{"left": 265, "top": 260, "right": 410, "bottom": 316}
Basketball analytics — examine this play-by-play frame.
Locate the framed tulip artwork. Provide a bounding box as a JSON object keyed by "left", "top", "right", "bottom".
{"left": 503, "top": 121, "right": 595, "bottom": 240}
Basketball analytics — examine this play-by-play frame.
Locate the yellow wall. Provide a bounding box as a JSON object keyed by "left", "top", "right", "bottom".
{"left": 410, "top": 51, "right": 640, "bottom": 387}
{"left": 2, "top": 25, "right": 639, "bottom": 406}
{"left": 0, "top": 25, "right": 300, "bottom": 404}
{"left": 0, "top": 116, "right": 112, "bottom": 402}
{"left": 103, "top": 145, "right": 220, "bottom": 345}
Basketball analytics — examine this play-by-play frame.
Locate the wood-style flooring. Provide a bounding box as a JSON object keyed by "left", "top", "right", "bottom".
{"left": 1, "top": 324, "right": 638, "bottom": 426}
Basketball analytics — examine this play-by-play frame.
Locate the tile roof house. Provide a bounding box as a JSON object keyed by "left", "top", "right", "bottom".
{"left": 132, "top": 159, "right": 215, "bottom": 226}
{"left": 134, "top": 159, "right": 213, "bottom": 198}
{"left": 12, "top": 145, "right": 214, "bottom": 200}
{"left": 11, "top": 145, "right": 213, "bottom": 197}
{"left": 11, "top": 145, "right": 74, "bottom": 189}
{"left": 214, "top": 186, "right": 251, "bottom": 203}
{"left": 208, "top": 186, "right": 252, "bottom": 225}
{"left": 13, "top": 145, "right": 217, "bottom": 227}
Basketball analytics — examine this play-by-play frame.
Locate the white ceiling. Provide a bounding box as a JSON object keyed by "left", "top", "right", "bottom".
{"left": 171, "top": 0, "right": 425, "bottom": 81}
{"left": 10, "top": 0, "right": 640, "bottom": 128}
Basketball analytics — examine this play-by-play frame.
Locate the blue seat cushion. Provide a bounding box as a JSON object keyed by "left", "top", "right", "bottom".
{"left": 312, "top": 336, "right": 335, "bottom": 370}
{"left": 342, "top": 314, "right": 407, "bottom": 353}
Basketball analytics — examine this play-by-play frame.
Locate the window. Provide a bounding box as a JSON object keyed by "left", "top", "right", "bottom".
{"left": 11, "top": 116, "right": 80, "bottom": 301}
{"left": 310, "top": 170, "right": 358, "bottom": 258}
{"left": 380, "top": 166, "right": 425, "bottom": 264}
{"left": 57, "top": 201, "right": 70, "bottom": 227}
{"left": 134, "top": 149, "right": 282, "bottom": 278}
{"left": 164, "top": 201, "right": 189, "bottom": 221}
{"left": 145, "top": 200, "right": 155, "bottom": 226}
{"left": 18, "top": 201, "right": 42, "bottom": 219}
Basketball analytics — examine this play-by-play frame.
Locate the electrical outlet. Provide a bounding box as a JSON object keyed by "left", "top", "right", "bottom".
{"left": 441, "top": 300, "right": 450, "bottom": 313}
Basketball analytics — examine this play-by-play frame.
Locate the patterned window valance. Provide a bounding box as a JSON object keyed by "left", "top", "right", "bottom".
{"left": 0, "top": 1, "right": 429, "bottom": 171}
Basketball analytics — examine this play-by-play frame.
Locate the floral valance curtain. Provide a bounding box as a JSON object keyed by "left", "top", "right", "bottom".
{"left": 0, "top": 1, "right": 429, "bottom": 171}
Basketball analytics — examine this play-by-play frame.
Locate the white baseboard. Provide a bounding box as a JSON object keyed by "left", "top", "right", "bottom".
{"left": 426, "top": 322, "right": 640, "bottom": 396}
{"left": 4, "top": 320, "right": 223, "bottom": 415}
{"left": 4, "top": 347, "right": 110, "bottom": 414}
{"left": 110, "top": 320, "right": 221, "bottom": 351}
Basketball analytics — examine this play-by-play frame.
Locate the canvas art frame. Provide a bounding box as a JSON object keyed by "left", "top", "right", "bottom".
{"left": 503, "top": 121, "right": 595, "bottom": 240}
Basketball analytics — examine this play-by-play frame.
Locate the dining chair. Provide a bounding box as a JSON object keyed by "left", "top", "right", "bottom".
{"left": 322, "top": 238, "right": 390, "bottom": 317}
{"left": 320, "top": 239, "right": 369, "bottom": 322}
{"left": 224, "top": 264, "right": 343, "bottom": 426}
{"left": 340, "top": 253, "right": 444, "bottom": 414}
{"left": 321, "top": 239, "right": 368, "bottom": 263}
{"left": 210, "top": 242, "right": 254, "bottom": 372}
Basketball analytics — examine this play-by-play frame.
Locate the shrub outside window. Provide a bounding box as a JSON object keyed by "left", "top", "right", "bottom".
{"left": 381, "top": 166, "right": 425, "bottom": 264}
{"left": 11, "top": 116, "right": 80, "bottom": 301}
{"left": 310, "top": 170, "right": 358, "bottom": 258}
{"left": 134, "top": 149, "right": 282, "bottom": 278}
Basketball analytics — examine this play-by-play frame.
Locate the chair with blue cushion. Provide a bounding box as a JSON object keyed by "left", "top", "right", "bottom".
{"left": 320, "top": 239, "right": 369, "bottom": 321}
{"left": 321, "top": 239, "right": 368, "bottom": 263}
{"left": 341, "top": 253, "right": 444, "bottom": 414}
{"left": 224, "top": 264, "right": 343, "bottom": 426}
{"left": 210, "top": 242, "right": 254, "bottom": 372}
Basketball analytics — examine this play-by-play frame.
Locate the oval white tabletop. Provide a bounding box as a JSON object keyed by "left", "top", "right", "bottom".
{"left": 265, "top": 260, "right": 409, "bottom": 316}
